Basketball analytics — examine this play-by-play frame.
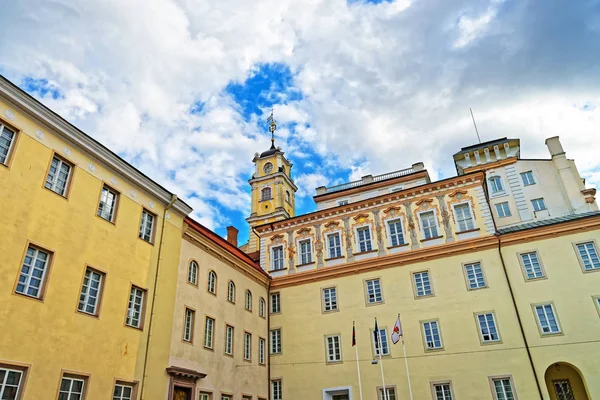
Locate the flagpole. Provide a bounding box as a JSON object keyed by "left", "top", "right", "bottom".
{"left": 375, "top": 319, "right": 389, "bottom": 400}
{"left": 353, "top": 322, "right": 364, "bottom": 400}
{"left": 401, "top": 336, "right": 414, "bottom": 400}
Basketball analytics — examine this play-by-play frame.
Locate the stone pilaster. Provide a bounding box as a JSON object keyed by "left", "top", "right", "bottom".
{"left": 403, "top": 202, "right": 419, "bottom": 250}
{"left": 342, "top": 216, "right": 355, "bottom": 263}
{"left": 372, "top": 209, "right": 386, "bottom": 256}
{"left": 436, "top": 194, "right": 455, "bottom": 243}
{"left": 314, "top": 223, "right": 324, "bottom": 268}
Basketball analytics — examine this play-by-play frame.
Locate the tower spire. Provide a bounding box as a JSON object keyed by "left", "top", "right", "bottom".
{"left": 267, "top": 108, "right": 276, "bottom": 149}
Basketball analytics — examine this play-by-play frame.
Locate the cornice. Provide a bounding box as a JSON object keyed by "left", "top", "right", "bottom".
{"left": 463, "top": 157, "right": 517, "bottom": 174}
{"left": 248, "top": 171, "right": 298, "bottom": 191}
{"left": 499, "top": 214, "right": 600, "bottom": 246}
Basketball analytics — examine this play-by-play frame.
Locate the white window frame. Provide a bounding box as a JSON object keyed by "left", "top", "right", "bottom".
{"left": 325, "top": 334, "right": 342, "bottom": 362}
{"left": 188, "top": 261, "right": 198, "bottom": 286}
{"left": 534, "top": 303, "right": 561, "bottom": 335}
{"left": 519, "top": 251, "right": 545, "bottom": 280}
{"left": 354, "top": 225, "right": 374, "bottom": 253}
{"left": 495, "top": 202, "right": 511, "bottom": 218}
{"left": 297, "top": 238, "right": 313, "bottom": 265}
{"left": 204, "top": 316, "right": 215, "bottom": 349}
{"left": 126, "top": 286, "right": 145, "bottom": 328}
{"left": 97, "top": 184, "right": 118, "bottom": 222}
{"left": 271, "top": 380, "right": 282, "bottom": 400}
{"left": 183, "top": 308, "right": 194, "bottom": 342}
{"left": 464, "top": 262, "right": 486, "bottom": 290}
{"left": 520, "top": 171, "right": 535, "bottom": 186}
{"left": 418, "top": 209, "right": 440, "bottom": 240}
{"left": 270, "top": 292, "right": 281, "bottom": 314}
{"left": 372, "top": 327, "right": 390, "bottom": 356}
{"left": 0, "top": 123, "right": 16, "bottom": 165}
{"left": 16, "top": 245, "right": 51, "bottom": 299}
{"left": 385, "top": 218, "right": 405, "bottom": 247}
{"left": 413, "top": 271, "right": 433, "bottom": 297}
{"left": 378, "top": 387, "right": 396, "bottom": 400}
{"left": 78, "top": 267, "right": 103, "bottom": 315}
{"left": 476, "top": 312, "right": 501, "bottom": 343}
{"left": 422, "top": 320, "right": 443, "bottom": 350}
{"left": 259, "top": 297, "right": 266, "bottom": 317}
{"left": 259, "top": 337, "right": 266, "bottom": 364}
{"left": 199, "top": 393, "right": 211, "bottom": 400}
{"left": 432, "top": 382, "right": 453, "bottom": 400}
{"left": 452, "top": 202, "right": 475, "bottom": 232}
{"left": 326, "top": 231, "right": 343, "bottom": 259}
{"left": 322, "top": 287, "right": 338, "bottom": 312}
{"left": 244, "top": 332, "right": 252, "bottom": 361}
{"left": 270, "top": 328, "right": 282, "bottom": 354}
{"left": 271, "top": 245, "right": 284, "bottom": 271}
{"left": 531, "top": 198, "right": 546, "bottom": 212}
{"left": 45, "top": 155, "right": 72, "bottom": 196}
{"left": 245, "top": 290, "right": 252, "bottom": 311}
{"left": 138, "top": 210, "right": 155, "bottom": 243}
{"left": 225, "top": 325, "right": 234, "bottom": 355}
{"left": 491, "top": 377, "right": 516, "bottom": 400}
{"left": 227, "top": 281, "right": 235, "bottom": 303}
{"left": 575, "top": 241, "right": 600, "bottom": 271}
{"left": 488, "top": 176, "right": 504, "bottom": 194}
{"left": 0, "top": 367, "right": 24, "bottom": 400}
{"left": 207, "top": 270, "right": 217, "bottom": 294}
{"left": 59, "top": 376, "right": 86, "bottom": 399}
{"left": 113, "top": 383, "right": 134, "bottom": 400}
{"left": 365, "top": 278, "right": 383, "bottom": 304}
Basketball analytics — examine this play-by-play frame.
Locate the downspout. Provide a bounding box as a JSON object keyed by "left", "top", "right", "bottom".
{"left": 140, "top": 194, "right": 178, "bottom": 399}
{"left": 481, "top": 174, "right": 544, "bottom": 399}
{"left": 267, "top": 279, "right": 272, "bottom": 400}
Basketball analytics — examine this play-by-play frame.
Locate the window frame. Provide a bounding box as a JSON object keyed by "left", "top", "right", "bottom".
{"left": 322, "top": 286, "right": 339, "bottom": 313}
{"left": 474, "top": 311, "right": 502, "bottom": 345}
{"left": 44, "top": 152, "right": 75, "bottom": 198}
{"left": 372, "top": 327, "right": 390, "bottom": 357}
{"left": 271, "top": 379, "right": 282, "bottom": 400}
{"left": 261, "top": 186, "right": 272, "bottom": 201}
{"left": 270, "top": 292, "right": 281, "bottom": 314}
{"left": 463, "top": 261, "right": 487, "bottom": 290}
{"left": 297, "top": 238, "right": 313, "bottom": 265}
{"left": 187, "top": 260, "right": 199, "bottom": 287}
{"left": 385, "top": 218, "right": 406, "bottom": 248}
{"left": 207, "top": 270, "right": 217, "bottom": 295}
{"left": 76, "top": 265, "right": 106, "bottom": 317}
{"left": 430, "top": 381, "right": 455, "bottom": 400}
{"left": 412, "top": 270, "right": 434, "bottom": 298}
{"left": 270, "top": 245, "right": 285, "bottom": 271}
{"left": 0, "top": 362, "right": 29, "bottom": 400}
{"left": 421, "top": 319, "right": 444, "bottom": 351}
{"left": 532, "top": 302, "right": 563, "bottom": 336}
{"left": 243, "top": 331, "right": 252, "bottom": 362}
{"left": 377, "top": 385, "right": 397, "bottom": 400}
{"left": 96, "top": 183, "right": 119, "bottom": 223}
{"left": 573, "top": 240, "right": 600, "bottom": 273}
{"left": 531, "top": 198, "right": 547, "bottom": 212}
{"left": 224, "top": 324, "right": 234, "bottom": 356}
{"left": 227, "top": 281, "right": 236, "bottom": 303}
{"left": 245, "top": 290, "right": 253, "bottom": 312}
{"left": 354, "top": 225, "right": 374, "bottom": 253}
{"left": 364, "top": 278, "right": 384, "bottom": 305}
{"left": 112, "top": 380, "right": 138, "bottom": 400}
{"left": 199, "top": 392, "right": 213, "bottom": 400}
{"left": 57, "top": 371, "right": 89, "bottom": 400}
{"left": 325, "top": 231, "right": 343, "bottom": 259}
{"left": 520, "top": 171, "right": 535, "bottom": 186}
{"left": 517, "top": 250, "right": 546, "bottom": 281}
{"left": 489, "top": 375, "right": 518, "bottom": 400}
{"left": 259, "top": 297, "right": 266, "bottom": 318}
{"left": 259, "top": 336, "right": 266, "bottom": 365}
{"left": 270, "top": 328, "right": 282, "bottom": 355}
{"left": 452, "top": 202, "right": 476, "bottom": 233}
{"left": 204, "top": 315, "right": 216, "bottom": 350}
{"left": 324, "top": 334, "right": 343, "bottom": 363}
{"left": 0, "top": 121, "right": 18, "bottom": 168}
{"left": 138, "top": 208, "right": 156, "bottom": 244}
{"left": 488, "top": 176, "right": 505, "bottom": 194}
{"left": 417, "top": 209, "right": 440, "bottom": 240}
{"left": 14, "top": 242, "right": 54, "bottom": 301}
{"left": 182, "top": 306, "right": 195, "bottom": 343}
{"left": 495, "top": 202, "right": 511, "bottom": 218}
{"left": 125, "top": 284, "right": 147, "bottom": 330}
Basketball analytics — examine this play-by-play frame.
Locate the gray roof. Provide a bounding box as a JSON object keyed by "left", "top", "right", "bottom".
{"left": 497, "top": 211, "right": 600, "bottom": 234}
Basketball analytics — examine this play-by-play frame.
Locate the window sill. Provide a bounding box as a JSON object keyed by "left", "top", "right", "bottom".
{"left": 13, "top": 291, "right": 45, "bottom": 303}
{"left": 224, "top": 352, "right": 234, "bottom": 358}
{"left": 43, "top": 186, "right": 69, "bottom": 200}
{"left": 137, "top": 237, "right": 155, "bottom": 246}
{"left": 203, "top": 346, "right": 215, "bottom": 352}
{"left": 353, "top": 249, "right": 377, "bottom": 256}
{"left": 125, "top": 323, "right": 144, "bottom": 332}
{"left": 424, "top": 347, "right": 445, "bottom": 353}
{"left": 326, "top": 360, "right": 344, "bottom": 365}
{"left": 420, "top": 235, "right": 443, "bottom": 243}
{"left": 387, "top": 243, "right": 409, "bottom": 250}
{"left": 325, "top": 256, "right": 345, "bottom": 261}
{"left": 76, "top": 310, "right": 100, "bottom": 319}
{"left": 490, "top": 191, "right": 507, "bottom": 198}
{"left": 540, "top": 332, "right": 564, "bottom": 338}
{"left": 96, "top": 214, "right": 117, "bottom": 226}
{"left": 456, "top": 228, "right": 480, "bottom": 235}
{"left": 295, "top": 261, "right": 315, "bottom": 268}
{"left": 268, "top": 267, "right": 288, "bottom": 273}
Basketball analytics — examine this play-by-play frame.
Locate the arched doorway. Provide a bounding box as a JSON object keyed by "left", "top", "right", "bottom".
{"left": 544, "top": 362, "right": 590, "bottom": 400}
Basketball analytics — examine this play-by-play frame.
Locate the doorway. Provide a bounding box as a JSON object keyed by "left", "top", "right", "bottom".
{"left": 173, "top": 386, "right": 192, "bottom": 400}
{"left": 544, "top": 363, "right": 590, "bottom": 400}
{"left": 323, "top": 386, "right": 352, "bottom": 400}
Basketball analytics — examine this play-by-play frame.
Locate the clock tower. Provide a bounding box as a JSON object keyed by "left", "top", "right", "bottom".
{"left": 246, "top": 114, "right": 297, "bottom": 253}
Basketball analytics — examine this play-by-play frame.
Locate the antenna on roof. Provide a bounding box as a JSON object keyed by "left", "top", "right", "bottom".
{"left": 470, "top": 108, "right": 482, "bottom": 144}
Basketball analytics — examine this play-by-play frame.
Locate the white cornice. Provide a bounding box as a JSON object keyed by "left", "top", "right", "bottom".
{"left": 248, "top": 171, "right": 298, "bottom": 191}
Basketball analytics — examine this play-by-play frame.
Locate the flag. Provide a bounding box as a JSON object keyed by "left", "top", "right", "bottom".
{"left": 352, "top": 322, "right": 356, "bottom": 347}
{"left": 373, "top": 318, "right": 380, "bottom": 351}
{"left": 391, "top": 315, "right": 403, "bottom": 344}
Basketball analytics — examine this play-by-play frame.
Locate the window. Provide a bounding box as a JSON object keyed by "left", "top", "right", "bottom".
{"left": 365, "top": 279, "right": 383, "bottom": 304}
{"left": 138, "top": 210, "right": 155, "bottom": 242}
{"left": 464, "top": 262, "right": 486, "bottom": 289}
{"left": 259, "top": 297, "right": 266, "bottom": 317}
{"left": 521, "top": 171, "right": 535, "bottom": 186}
{"left": 413, "top": 271, "right": 432, "bottom": 297}
{"left": 227, "top": 281, "right": 235, "bottom": 303}
{"left": 387, "top": 219, "right": 405, "bottom": 246}
{"left": 453, "top": 203, "right": 475, "bottom": 232}
{"left": 0, "top": 124, "right": 16, "bottom": 165}
{"left": 221, "top": 395, "right": 232, "bottom": 400}
{"left": 126, "top": 286, "right": 146, "bottom": 329}
{"left": 188, "top": 261, "right": 198, "bottom": 286}
{"left": 338, "top": 200, "right": 349, "bottom": 206}
{"left": 270, "top": 329, "right": 281, "bottom": 354}
{"left": 16, "top": 245, "right": 51, "bottom": 299}
{"left": 492, "top": 377, "right": 515, "bottom": 400}
{"left": 270, "top": 292, "right": 281, "bottom": 313}
{"left": 45, "top": 155, "right": 72, "bottom": 196}
{"left": 378, "top": 387, "right": 396, "bottom": 400}
{"left": 495, "top": 202, "right": 511, "bottom": 218}
{"left": 78, "top": 267, "right": 104, "bottom": 315}
{"left": 204, "top": 317, "right": 215, "bottom": 348}
{"left": 373, "top": 328, "right": 389, "bottom": 356}
{"left": 0, "top": 367, "right": 25, "bottom": 400}
{"left": 271, "top": 246, "right": 284, "bottom": 271}
{"left": 534, "top": 303, "right": 561, "bottom": 335}
{"left": 225, "top": 325, "right": 234, "bottom": 355}
{"left": 298, "top": 239, "right": 312, "bottom": 264}
{"left": 244, "top": 332, "right": 252, "bottom": 361}
{"left": 207, "top": 271, "right": 217, "bottom": 294}
{"left": 356, "top": 226, "right": 372, "bottom": 252}
{"left": 327, "top": 233, "right": 342, "bottom": 259}
{"left": 520, "top": 252, "right": 544, "bottom": 280}
{"left": 245, "top": 290, "right": 252, "bottom": 311}
{"left": 325, "top": 335, "right": 342, "bottom": 362}
{"left": 242, "top": 396, "right": 252, "bottom": 400}
{"left": 419, "top": 211, "right": 439, "bottom": 239}
{"left": 477, "top": 313, "right": 500, "bottom": 343}
{"left": 183, "top": 308, "right": 195, "bottom": 342}
{"left": 286, "top": 190, "right": 291, "bottom": 203}
{"left": 322, "top": 287, "right": 338, "bottom": 312}
{"left": 489, "top": 176, "right": 504, "bottom": 193}
{"left": 259, "top": 337, "right": 266, "bottom": 365}
{"left": 553, "top": 379, "right": 574, "bottom": 400}
{"left": 531, "top": 198, "right": 546, "bottom": 212}
{"left": 97, "top": 185, "right": 118, "bottom": 222}
{"left": 59, "top": 376, "right": 86, "bottom": 400}
{"left": 271, "top": 380, "right": 282, "bottom": 400}
{"left": 576, "top": 241, "right": 600, "bottom": 271}
{"left": 433, "top": 383, "right": 453, "bottom": 400}
{"left": 422, "top": 320, "right": 443, "bottom": 350}
{"left": 199, "top": 393, "right": 211, "bottom": 400}
{"left": 261, "top": 187, "right": 272, "bottom": 201}
{"left": 113, "top": 383, "right": 135, "bottom": 400}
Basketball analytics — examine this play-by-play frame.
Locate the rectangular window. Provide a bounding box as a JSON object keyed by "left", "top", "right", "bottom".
{"left": 327, "top": 233, "right": 342, "bottom": 259}
{"left": 338, "top": 200, "right": 349, "bottom": 206}
{"left": 433, "top": 383, "right": 453, "bottom": 400}
{"left": 0, "top": 124, "right": 16, "bottom": 165}
{"left": 16, "top": 245, "right": 51, "bottom": 299}
{"left": 244, "top": 332, "right": 252, "bottom": 361}
{"left": 98, "top": 185, "right": 118, "bottom": 222}
{"left": 531, "top": 198, "right": 547, "bottom": 212}
{"left": 325, "top": 335, "right": 342, "bottom": 362}
{"left": 221, "top": 395, "right": 232, "bottom": 400}
{"left": 138, "top": 210, "right": 155, "bottom": 243}
{"left": 477, "top": 313, "right": 500, "bottom": 343}
{"left": 204, "top": 317, "right": 215, "bottom": 348}
{"left": 373, "top": 328, "right": 389, "bottom": 356}
{"left": 492, "top": 377, "right": 515, "bottom": 400}
{"left": 413, "top": 271, "right": 432, "bottom": 297}
{"left": 422, "top": 320, "right": 443, "bottom": 350}
{"left": 59, "top": 375, "right": 86, "bottom": 400}
{"left": 520, "top": 252, "right": 544, "bottom": 279}
{"left": 271, "top": 380, "right": 282, "bottom": 400}
{"left": 259, "top": 337, "right": 266, "bottom": 365}
{"left": 495, "top": 202, "right": 511, "bottom": 218}
{"left": 387, "top": 219, "right": 405, "bottom": 247}
{"left": 576, "top": 242, "right": 600, "bottom": 271}
{"left": 270, "top": 329, "right": 281, "bottom": 354}
{"left": 0, "top": 367, "right": 25, "bottom": 400}
{"left": 465, "top": 262, "right": 486, "bottom": 289}
{"left": 535, "top": 303, "right": 561, "bottom": 335}
{"left": 199, "top": 394, "right": 211, "bottom": 400}
{"left": 420, "top": 211, "right": 439, "bottom": 239}
{"left": 271, "top": 246, "right": 284, "bottom": 271}
{"left": 299, "top": 239, "right": 312, "bottom": 264}
{"left": 454, "top": 203, "right": 475, "bottom": 232}
{"left": 225, "top": 325, "right": 234, "bottom": 355}
{"left": 365, "top": 279, "right": 383, "bottom": 304}
{"left": 489, "top": 177, "right": 504, "bottom": 193}
{"left": 378, "top": 387, "right": 396, "bottom": 400}
{"left": 45, "top": 155, "right": 72, "bottom": 196}
{"left": 356, "top": 227, "right": 372, "bottom": 252}
{"left": 78, "top": 267, "right": 104, "bottom": 315}
{"left": 270, "top": 292, "right": 281, "bottom": 314}
{"left": 521, "top": 171, "right": 535, "bottom": 186}
{"left": 113, "top": 383, "right": 135, "bottom": 400}
{"left": 322, "top": 287, "right": 338, "bottom": 312}
{"left": 126, "top": 286, "right": 146, "bottom": 329}
{"left": 183, "top": 308, "right": 195, "bottom": 342}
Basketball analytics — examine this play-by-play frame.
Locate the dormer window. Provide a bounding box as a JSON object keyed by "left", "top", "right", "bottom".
{"left": 489, "top": 176, "right": 504, "bottom": 194}
{"left": 261, "top": 187, "right": 272, "bottom": 201}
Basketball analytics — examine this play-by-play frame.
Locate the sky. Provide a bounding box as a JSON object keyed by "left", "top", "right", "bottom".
{"left": 1, "top": 0, "right": 599, "bottom": 243}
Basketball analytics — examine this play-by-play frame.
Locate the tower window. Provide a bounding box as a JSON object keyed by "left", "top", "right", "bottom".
{"left": 286, "top": 190, "right": 291, "bottom": 204}
{"left": 261, "top": 187, "right": 272, "bottom": 201}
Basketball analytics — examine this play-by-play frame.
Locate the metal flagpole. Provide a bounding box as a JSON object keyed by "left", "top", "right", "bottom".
{"left": 401, "top": 336, "right": 414, "bottom": 400}
{"left": 354, "top": 322, "right": 364, "bottom": 400}
{"left": 375, "top": 319, "right": 389, "bottom": 400}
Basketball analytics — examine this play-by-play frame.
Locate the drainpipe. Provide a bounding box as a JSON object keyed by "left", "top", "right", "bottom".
{"left": 267, "top": 279, "right": 272, "bottom": 400}
{"left": 140, "top": 194, "right": 178, "bottom": 399}
{"left": 481, "top": 174, "right": 544, "bottom": 399}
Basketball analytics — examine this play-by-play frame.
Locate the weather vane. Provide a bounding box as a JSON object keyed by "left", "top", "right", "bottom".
{"left": 266, "top": 108, "right": 276, "bottom": 147}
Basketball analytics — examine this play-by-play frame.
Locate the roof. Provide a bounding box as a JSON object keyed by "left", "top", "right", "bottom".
{"left": 315, "top": 166, "right": 421, "bottom": 197}
{"left": 497, "top": 211, "right": 600, "bottom": 234}
{"left": 454, "top": 137, "right": 516, "bottom": 156}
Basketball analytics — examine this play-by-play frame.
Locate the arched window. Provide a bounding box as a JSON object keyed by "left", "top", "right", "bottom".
{"left": 245, "top": 290, "right": 252, "bottom": 311}
{"left": 489, "top": 176, "right": 504, "bottom": 193}
{"left": 259, "top": 297, "right": 266, "bottom": 318}
{"left": 228, "top": 281, "right": 236, "bottom": 303}
{"left": 188, "top": 261, "right": 198, "bottom": 286}
{"left": 261, "top": 187, "right": 272, "bottom": 201}
{"left": 286, "top": 190, "right": 291, "bottom": 203}
{"left": 207, "top": 270, "right": 217, "bottom": 294}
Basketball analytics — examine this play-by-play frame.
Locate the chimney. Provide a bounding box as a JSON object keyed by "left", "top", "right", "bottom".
{"left": 226, "top": 226, "right": 239, "bottom": 247}
{"left": 412, "top": 162, "right": 425, "bottom": 172}
{"left": 545, "top": 136, "right": 565, "bottom": 157}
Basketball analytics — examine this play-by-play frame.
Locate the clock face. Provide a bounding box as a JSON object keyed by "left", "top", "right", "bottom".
{"left": 263, "top": 162, "right": 274, "bottom": 174}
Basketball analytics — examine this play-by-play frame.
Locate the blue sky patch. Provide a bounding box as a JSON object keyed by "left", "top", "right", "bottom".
{"left": 21, "top": 77, "right": 63, "bottom": 100}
